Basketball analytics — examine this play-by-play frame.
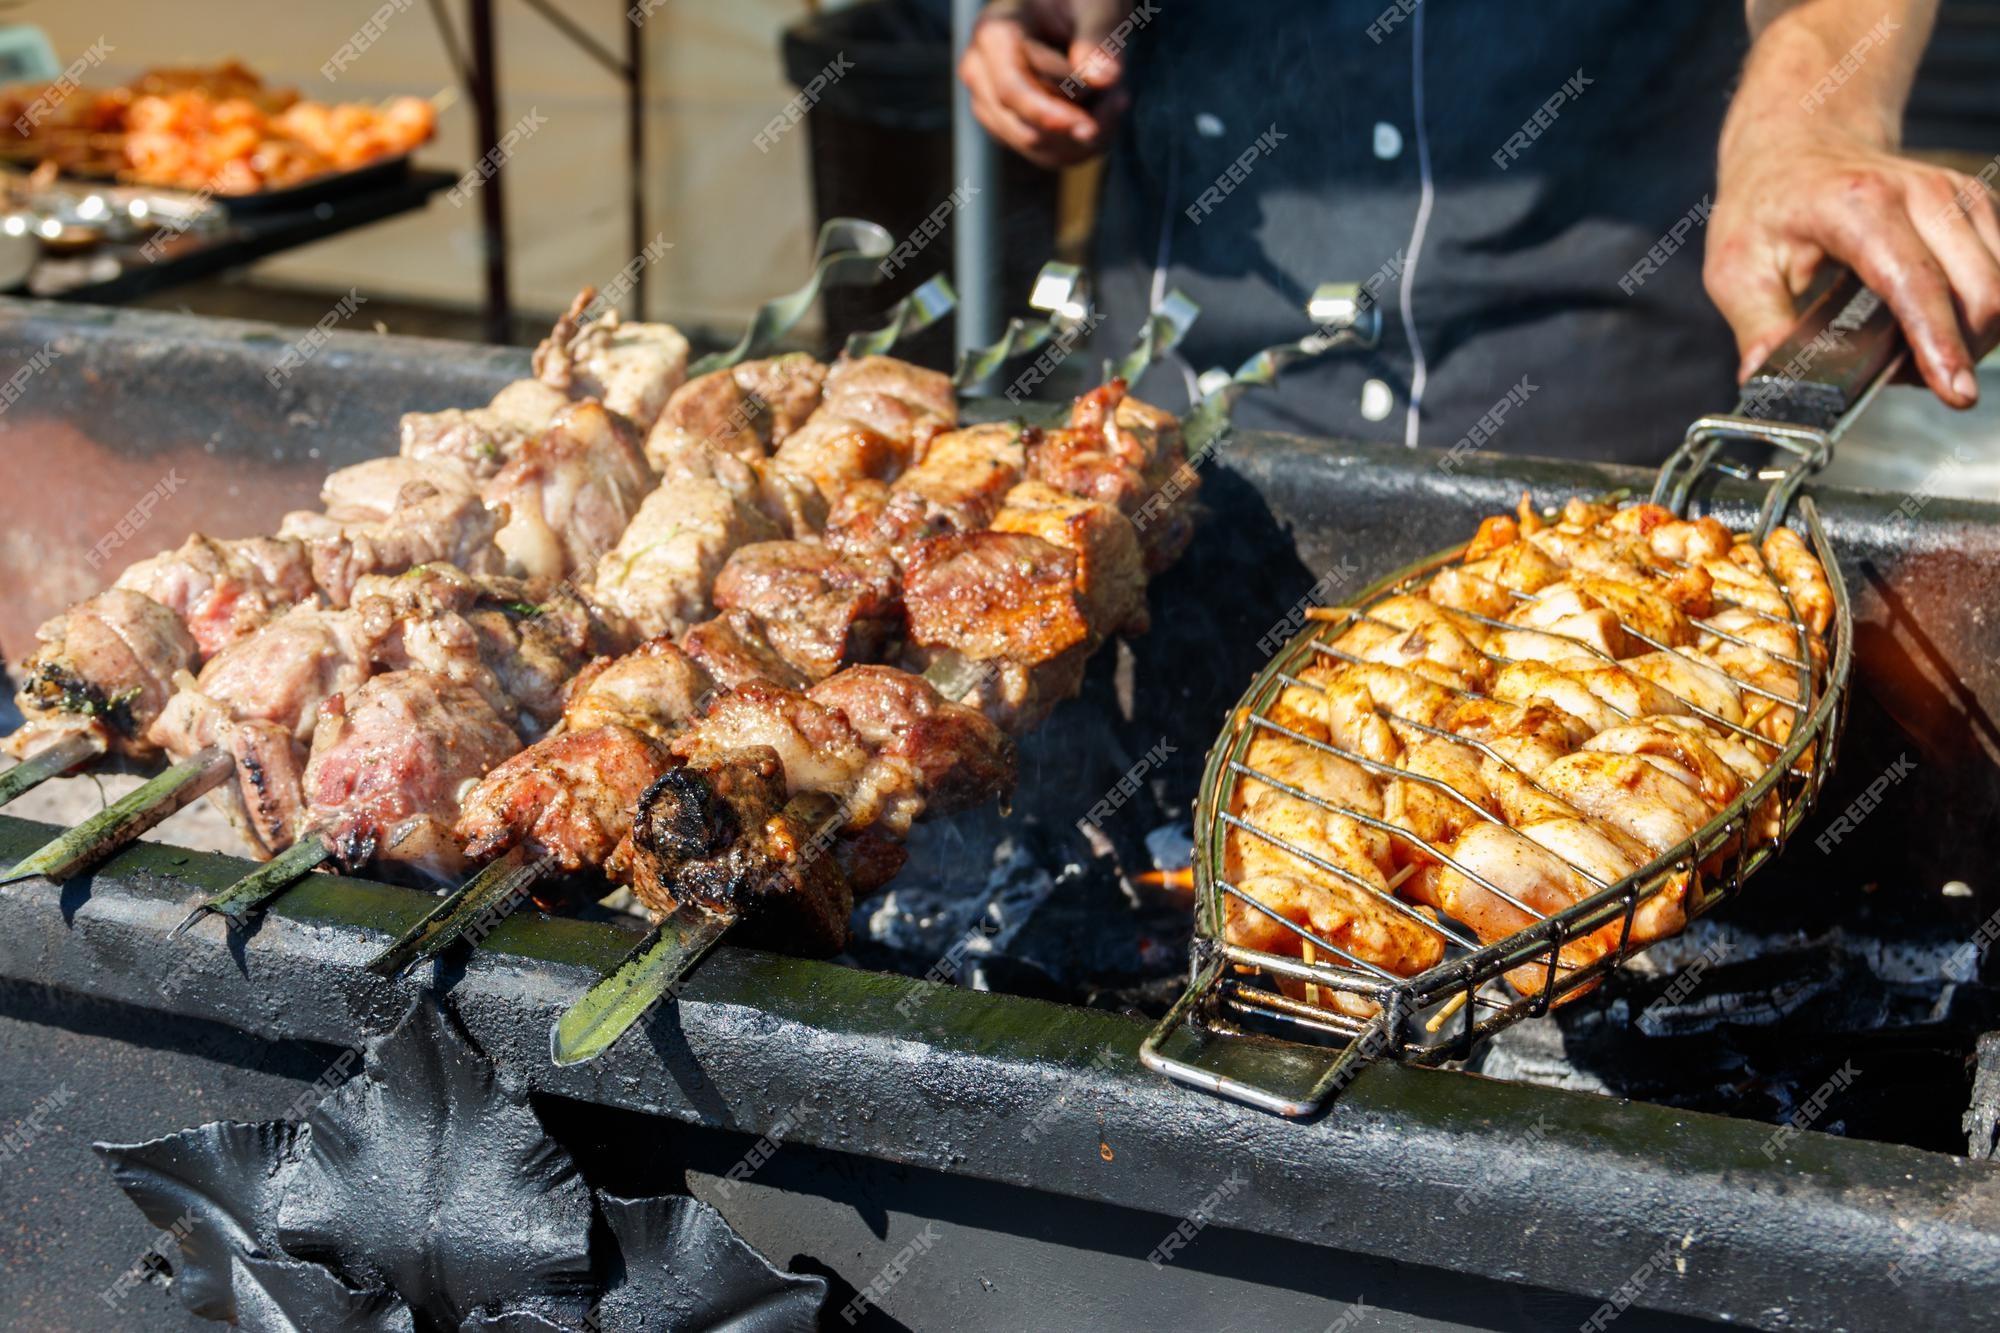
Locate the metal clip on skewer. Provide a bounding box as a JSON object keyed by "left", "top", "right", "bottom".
{"left": 1180, "top": 281, "right": 1383, "bottom": 455}
{"left": 687, "top": 217, "right": 895, "bottom": 376}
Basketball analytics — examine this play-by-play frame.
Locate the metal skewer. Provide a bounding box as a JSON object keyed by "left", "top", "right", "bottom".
{"left": 1181, "top": 281, "right": 1382, "bottom": 453}
{"left": 0, "top": 732, "right": 104, "bottom": 809}
{"left": 364, "top": 843, "right": 541, "bottom": 978}
{"left": 951, "top": 261, "right": 1092, "bottom": 390}
{"left": 687, "top": 217, "right": 894, "bottom": 376}
{"left": 549, "top": 903, "right": 734, "bottom": 1066}
{"left": 842, "top": 275, "right": 957, "bottom": 360}
{"left": 1, "top": 745, "right": 232, "bottom": 886}
{"left": 169, "top": 833, "right": 333, "bottom": 939}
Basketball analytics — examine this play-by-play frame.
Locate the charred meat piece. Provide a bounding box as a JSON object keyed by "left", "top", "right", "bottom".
{"left": 532, "top": 289, "right": 691, "bottom": 432}
{"left": 147, "top": 602, "right": 373, "bottom": 856}
{"left": 711, "top": 541, "right": 902, "bottom": 681}
{"left": 562, "top": 636, "right": 717, "bottom": 741}
{"left": 301, "top": 670, "right": 520, "bottom": 881}
{"left": 455, "top": 723, "right": 674, "bottom": 879}
{"left": 681, "top": 612, "right": 811, "bottom": 692}
{"left": 627, "top": 747, "right": 853, "bottom": 955}
{"left": 10, "top": 589, "right": 199, "bottom": 761}
{"left": 643, "top": 352, "right": 827, "bottom": 468}
{"left": 483, "top": 400, "right": 654, "bottom": 580}
{"left": 280, "top": 458, "right": 504, "bottom": 607}
{"left": 1027, "top": 379, "right": 1195, "bottom": 573}
{"left": 991, "top": 479, "right": 1148, "bottom": 636}
{"left": 399, "top": 378, "right": 570, "bottom": 481}
{"left": 806, "top": 665, "right": 1016, "bottom": 819}
{"left": 901, "top": 530, "right": 1093, "bottom": 732}
{"left": 588, "top": 474, "right": 781, "bottom": 640}
{"left": 825, "top": 423, "right": 1026, "bottom": 567}
{"left": 113, "top": 533, "right": 316, "bottom": 659}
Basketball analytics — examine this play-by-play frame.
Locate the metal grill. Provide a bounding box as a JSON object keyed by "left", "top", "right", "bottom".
{"left": 1144, "top": 429, "right": 1855, "bottom": 1116}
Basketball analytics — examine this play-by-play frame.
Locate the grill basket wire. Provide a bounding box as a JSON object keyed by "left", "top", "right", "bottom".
{"left": 1143, "top": 443, "right": 1855, "bottom": 1116}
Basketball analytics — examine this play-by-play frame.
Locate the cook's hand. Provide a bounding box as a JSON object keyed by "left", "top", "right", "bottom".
{"left": 1706, "top": 134, "right": 2000, "bottom": 407}
{"left": 958, "top": 0, "right": 1133, "bottom": 169}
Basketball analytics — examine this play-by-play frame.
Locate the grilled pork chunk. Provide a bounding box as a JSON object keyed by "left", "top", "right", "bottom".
{"left": 301, "top": 670, "right": 519, "bottom": 880}
{"left": 643, "top": 353, "right": 827, "bottom": 469}
{"left": 455, "top": 723, "right": 674, "bottom": 879}
{"left": 482, "top": 400, "right": 653, "bottom": 581}
{"left": 280, "top": 458, "right": 504, "bottom": 606}
{"left": 561, "top": 636, "right": 716, "bottom": 741}
{"left": 533, "top": 291, "right": 690, "bottom": 433}
{"left": 399, "top": 378, "right": 570, "bottom": 482}
{"left": 711, "top": 541, "right": 902, "bottom": 682}
{"left": 10, "top": 589, "right": 199, "bottom": 761}
{"left": 114, "top": 533, "right": 316, "bottom": 659}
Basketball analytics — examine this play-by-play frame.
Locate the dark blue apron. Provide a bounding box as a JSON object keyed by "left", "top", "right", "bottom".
{"left": 1092, "top": 0, "right": 1748, "bottom": 464}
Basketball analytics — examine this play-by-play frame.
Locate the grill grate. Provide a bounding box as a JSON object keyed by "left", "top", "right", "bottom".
{"left": 1145, "top": 435, "right": 1855, "bottom": 1116}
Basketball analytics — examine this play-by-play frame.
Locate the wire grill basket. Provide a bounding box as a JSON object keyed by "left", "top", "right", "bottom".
{"left": 1143, "top": 427, "right": 1855, "bottom": 1116}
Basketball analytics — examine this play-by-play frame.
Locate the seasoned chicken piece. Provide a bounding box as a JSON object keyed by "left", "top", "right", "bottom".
{"left": 1525, "top": 526, "right": 1651, "bottom": 583}
{"left": 1222, "top": 874, "right": 1446, "bottom": 997}
{"left": 1762, "top": 524, "right": 1833, "bottom": 636}
{"left": 1601, "top": 504, "right": 1733, "bottom": 565}
{"left": 1331, "top": 615, "right": 1490, "bottom": 690}
{"left": 1488, "top": 662, "right": 1628, "bottom": 739}
{"left": 482, "top": 400, "right": 653, "bottom": 580}
{"left": 589, "top": 475, "right": 781, "bottom": 639}
{"left": 1263, "top": 661, "right": 1343, "bottom": 740}
{"left": 1697, "top": 547, "right": 1796, "bottom": 622}
{"left": 301, "top": 670, "right": 519, "bottom": 880}
{"left": 10, "top": 589, "right": 198, "bottom": 761}
{"left": 1237, "top": 732, "right": 1384, "bottom": 820}
{"left": 1501, "top": 584, "right": 1630, "bottom": 659}
{"left": 454, "top": 723, "right": 673, "bottom": 880}
{"left": 807, "top": 665, "right": 1018, "bottom": 821}
{"left": 1441, "top": 697, "right": 1576, "bottom": 775}
{"left": 1382, "top": 734, "right": 1495, "bottom": 857}
{"left": 1416, "top": 821, "right": 1609, "bottom": 992}
{"left": 1701, "top": 640, "right": 1806, "bottom": 744}
{"left": 627, "top": 747, "right": 854, "bottom": 955}
{"left": 1583, "top": 721, "right": 1744, "bottom": 809}
{"left": 1322, "top": 675, "right": 1402, "bottom": 765}
{"left": 681, "top": 612, "right": 811, "bottom": 692}
{"left": 533, "top": 291, "right": 690, "bottom": 432}
{"left": 281, "top": 458, "right": 504, "bottom": 607}
{"left": 1335, "top": 661, "right": 1460, "bottom": 731}
{"left": 1427, "top": 540, "right": 1566, "bottom": 616}
{"left": 114, "top": 534, "right": 316, "bottom": 658}
{"left": 1492, "top": 660, "right": 1686, "bottom": 733}
{"left": 1486, "top": 626, "right": 1610, "bottom": 670}
{"left": 991, "top": 480, "right": 1149, "bottom": 637}
{"left": 1620, "top": 649, "right": 1744, "bottom": 725}
{"left": 1535, "top": 751, "right": 1714, "bottom": 858}
{"left": 644, "top": 353, "right": 827, "bottom": 468}
{"left": 562, "top": 636, "right": 716, "bottom": 740}
{"left": 399, "top": 378, "right": 570, "bottom": 481}
{"left": 147, "top": 603, "right": 374, "bottom": 856}
{"left": 712, "top": 541, "right": 902, "bottom": 681}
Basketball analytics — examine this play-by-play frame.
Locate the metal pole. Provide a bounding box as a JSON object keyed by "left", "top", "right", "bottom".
{"left": 469, "top": 0, "right": 511, "bottom": 344}
{"left": 951, "top": 0, "right": 1001, "bottom": 376}
{"left": 627, "top": 12, "right": 647, "bottom": 318}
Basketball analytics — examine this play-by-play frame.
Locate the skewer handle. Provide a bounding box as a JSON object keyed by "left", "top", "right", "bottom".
{"left": 169, "top": 834, "right": 332, "bottom": 940}
{"left": 950, "top": 260, "right": 1090, "bottom": 391}
{"left": 363, "top": 843, "right": 541, "bottom": 979}
{"left": 0, "top": 732, "right": 104, "bottom": 810}
{"left": 1, "top": 745, "right": 232, "bottom": 886}
{"left": 688, "top": 217, "right": 893, "bottom": 376}
{"left": 842, "top": 275, "right": 956, "bottom": 360}
{"left": 1104, "top": 288, "right": 1200, "bottom": 388}
{"left": 549, "top": 904, "right": 734, "bottom": 1066}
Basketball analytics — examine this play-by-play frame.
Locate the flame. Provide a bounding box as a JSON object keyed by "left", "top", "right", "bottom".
{"left": 1135, "top": 867, "right": 1195, "bottom": 890}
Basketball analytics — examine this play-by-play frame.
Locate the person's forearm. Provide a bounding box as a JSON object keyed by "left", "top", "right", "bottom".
{"left": 1724, "top": 0, "right": 1937, "bottom": 165}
